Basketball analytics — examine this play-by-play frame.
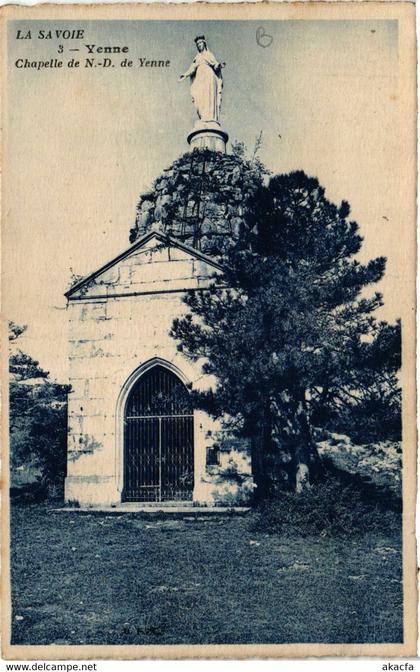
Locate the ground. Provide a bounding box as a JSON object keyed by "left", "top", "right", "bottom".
{"left": 10, "top": 503, "right": 402, "bottom": 645}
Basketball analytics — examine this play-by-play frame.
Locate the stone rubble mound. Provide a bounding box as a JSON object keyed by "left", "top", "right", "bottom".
{"left": 316, "top": 432, "right": 402, "bottom": 497}
{"left": 129, "top": 148, "right": 264, "bottom": 257}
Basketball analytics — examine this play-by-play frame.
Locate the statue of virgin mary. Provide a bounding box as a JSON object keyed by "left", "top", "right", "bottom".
{"left": 178, "top": 36, "right": 225, "bottom": 123}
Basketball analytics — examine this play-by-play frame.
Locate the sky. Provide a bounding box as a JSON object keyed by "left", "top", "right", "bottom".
{"left": 4, "top": 18, "right": 404, "bottom": 381}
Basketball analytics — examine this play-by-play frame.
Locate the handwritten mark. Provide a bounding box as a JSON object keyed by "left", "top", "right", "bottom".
{"left": 256, "top": 27, "right": 273, "bottom": 48}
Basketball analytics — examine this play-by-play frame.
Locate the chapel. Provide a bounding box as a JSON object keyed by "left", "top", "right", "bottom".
{"left": 64, "top": 37, "right": 255, "bottom": 507}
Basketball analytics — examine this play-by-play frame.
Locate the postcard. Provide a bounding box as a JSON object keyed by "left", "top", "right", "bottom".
{"left": 1, "top": 1, "right": 417, "bottom": 659}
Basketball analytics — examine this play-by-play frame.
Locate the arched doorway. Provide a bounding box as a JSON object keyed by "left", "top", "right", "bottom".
{"left": 122, "top": 364, "right": 194, "bottom": 502}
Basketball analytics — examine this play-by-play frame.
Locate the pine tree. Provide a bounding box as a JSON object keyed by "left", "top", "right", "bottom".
{"left": 9, "top": 322, "right": 70, "bottom": 496}
{"left": 170, "top": 171, "right": 401, "bottom": 500}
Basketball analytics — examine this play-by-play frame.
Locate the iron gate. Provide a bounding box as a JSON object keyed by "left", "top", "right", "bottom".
{"left": 122, "top": 365, "right": 194, "bottom": 502}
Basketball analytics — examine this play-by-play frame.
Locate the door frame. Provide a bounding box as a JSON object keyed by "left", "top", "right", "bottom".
{"left": 115, "top": 357, "right": 193, "bottom": 497}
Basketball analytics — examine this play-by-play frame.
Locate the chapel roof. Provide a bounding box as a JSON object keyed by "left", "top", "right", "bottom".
{"left": 65, "top": 231, "right": 223, "bottom": 299}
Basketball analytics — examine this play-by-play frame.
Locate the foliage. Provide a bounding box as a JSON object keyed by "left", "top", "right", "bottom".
{"left": 9, "top": 349, "right": 49, "bottom": 382}
{"left": 251, "top": 130, "right": 263, "bottom": 162}
{"left": 67, "top": 268, "right": 85, "bottom": 291}
{"left": 311, "top": 320, "right": 401, "bottom": 442}
{"left": 213, "top": 460, "right": 249, "bottom": 486}
{"left": 170, "top": 169, "right": 401, "bottom": 498}
{"left": 9, "top": 321, "right": 27, "bottom": 342}
{"left": 208, "top": 458, "right": 254, "bottom": 506}
{"left": 251, "top": 473, "right": 401, "bottom": 537}
{"left": 9, "top": 322, "right": 70, "bottom": 498}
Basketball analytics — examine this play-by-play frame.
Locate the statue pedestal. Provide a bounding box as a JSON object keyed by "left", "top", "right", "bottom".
{"left": 187, "top": 121, "right": 228, "bottom": 153}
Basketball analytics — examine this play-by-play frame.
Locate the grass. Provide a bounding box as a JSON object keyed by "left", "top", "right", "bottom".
{"left": 10, "top": 503, "right": 402, "bottom": 645}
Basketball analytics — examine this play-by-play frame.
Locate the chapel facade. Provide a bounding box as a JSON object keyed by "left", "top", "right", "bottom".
{"left": 65, "top": 231, "right": 253, "bottom": 507}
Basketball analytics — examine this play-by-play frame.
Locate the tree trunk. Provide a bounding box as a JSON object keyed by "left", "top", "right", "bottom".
{"left": 295, "top": 437, "right": 312, "bottom": 493}
{"left": 251, "top": 403, "right": 272, "bottom": 503}
{"left": 292, "top": 391, "right": 319, "bottom": 493}
{"left": 251, "top": 436, "right": 266, "bottom": 503}
{"left": 273, "top": 389, "right": 319, "bottom": 493}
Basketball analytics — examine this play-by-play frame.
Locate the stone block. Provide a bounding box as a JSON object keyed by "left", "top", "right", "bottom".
{"left": 68, "top": 377, "right": 90, "bottom": 400}
{"left": 69, "top": 318, "right": 113, "bottom": 342}
{"left": 82, "top": 414, "right": 115, "bottom": 439}
{"left": 65, "top": 475, "right": 120, "bottom": 506}
{"left": 87, "top": 376, "right": 112, "bottom": 400}
{"left": 127, "top": 260, "right": 194, "bottom": 286}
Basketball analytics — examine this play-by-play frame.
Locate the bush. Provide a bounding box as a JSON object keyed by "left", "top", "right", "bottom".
{"left": 251, "top": 474, "right": 400, "bottom": 537}
{"left": 10, "top": 480, "right": 47, "bottom": 504}
{"left": 9, "top": 323, "right": 70, "bottom": 501}
{"left": 10, "top": 385, "right": 68, "bottom": 500}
